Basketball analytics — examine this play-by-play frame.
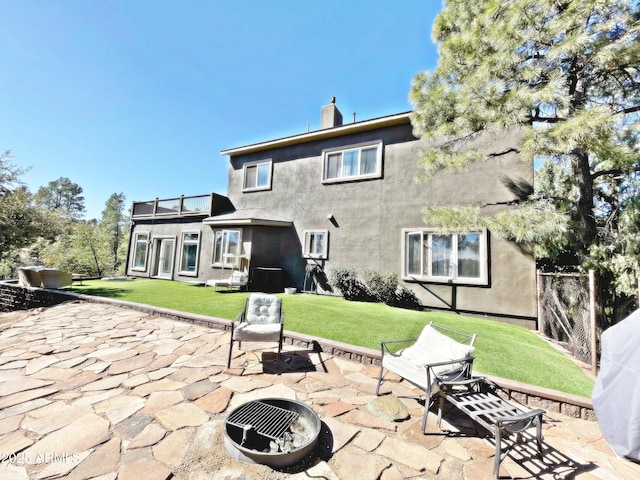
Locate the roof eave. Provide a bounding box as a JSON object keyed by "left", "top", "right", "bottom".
{"left": 202, "top": 217, "right": 292, "bottom": 227}
{"left": 220, "top": 111, "right": 412, "bottom": 157}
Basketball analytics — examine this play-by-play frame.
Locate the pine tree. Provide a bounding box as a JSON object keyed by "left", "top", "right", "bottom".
{"left": 100, "top": 193, "right": 128, "bottom": 275}
{"left": 35, "top": 177, "right": 86, "bottom": 220}
{"left": 411, "top": 0, "right": 640, "bottom": 317}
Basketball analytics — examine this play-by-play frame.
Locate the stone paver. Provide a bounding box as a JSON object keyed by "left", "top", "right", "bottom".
{"left": 94, "top": 394, "right": 146, "bottom": 424}
{"left": 128, "top": 423, "right": 167, "bottom": 449}
{"left": 194, "top": 386, "right": 233, "bottom": 414}
{"left": 0, "top": 387, "right": 58, "bottom": 409}
{"left": 0, "top": 301, "right": 636, "bottom": 480}
{"left": 22, "top": 403, "right": 93, "bottom": 435}
{"left": 65, "top": 438, "right": 120, "bottom": 480}
{"left": 118, "top": 448, "right": 171, "bottom": 480}
{"left": 152, "top": 428, "right": 194, "bottom": 466}
{"left": 182, "top": 378, "right": 219, "bottom": 400}
{"left": 154, "top": 403, "right": 209, "bottom": 430}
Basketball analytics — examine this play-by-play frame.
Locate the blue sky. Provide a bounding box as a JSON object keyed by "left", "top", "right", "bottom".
{"left": 1, "top": 1, "right": 441, "bottom": 219}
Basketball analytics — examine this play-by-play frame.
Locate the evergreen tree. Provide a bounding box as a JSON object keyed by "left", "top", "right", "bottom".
{"left": 35, "top": 177, "right": 86, "bottom": 219}
{"left": 100, "top": 193, "right": 128, "bottom": 274}
{"left": 411, "top": 0, "right": 640, "bottom": 319}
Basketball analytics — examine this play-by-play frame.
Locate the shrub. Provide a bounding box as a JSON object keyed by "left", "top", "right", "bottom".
{"left": 393, "top": 285, "right": 423, "bottom": 310}
{"left": 328, "top": 268, "right": 372, "bottom": 301}
{"left": 362, "top": 270, "right": 423, "bottom": 310}
{"left": 330, "top": 267, "right": 423, "bottom": 310}
{"left": 362, "top": 270, "right": 398, "bottom": 305}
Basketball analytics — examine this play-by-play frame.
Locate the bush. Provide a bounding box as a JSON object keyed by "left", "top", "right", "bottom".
{"left": 393, "top": 285, "right": 423, "bottom": 310}
{"left": 330, "top": 267, "right": 423, "bottom": 310}
{"left": 328, "top": 268, "right": 373, "bottom": 301}
{"left": 362, "top": 270, "right": 398, "bottom": 305}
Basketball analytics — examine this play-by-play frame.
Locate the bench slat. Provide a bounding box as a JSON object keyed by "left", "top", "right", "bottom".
{"left": 438, "top": 380, "right": 544, "bottom": 478}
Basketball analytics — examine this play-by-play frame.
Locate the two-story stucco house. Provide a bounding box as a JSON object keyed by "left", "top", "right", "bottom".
{"left": 126, "top": 100, "right": 536, "bottom": 327}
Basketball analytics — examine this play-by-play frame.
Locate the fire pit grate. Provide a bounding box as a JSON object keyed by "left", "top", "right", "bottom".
{"left": 227, "top": 400, "right": 300, "bottom": 441}
{"left": 224, "top": 397, "right": 322, "bottom": 468}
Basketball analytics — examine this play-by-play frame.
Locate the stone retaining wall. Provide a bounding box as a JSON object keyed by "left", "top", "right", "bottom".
{"left": 0, "top": 282, "right": 74, "bottom": 312}
{"left": 0, "top": 282, "right": 594, "bottom": 419}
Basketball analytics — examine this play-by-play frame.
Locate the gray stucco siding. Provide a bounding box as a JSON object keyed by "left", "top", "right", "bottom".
{"left": 225, "top": 122, "right": 537, "bottom": 324}
{"left": 127, "top": 218, "right": 218, "bottom": 284}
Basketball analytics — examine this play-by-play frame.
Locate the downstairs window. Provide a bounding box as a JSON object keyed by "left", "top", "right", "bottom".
{"left": 303, "top": 230, "right": 328, "bottom": 259}
{"left": 179, "top": 231, "right": 200, "bottom": 275}
{"left": 132, "top": 232, "right": 149, "bottom": 271}
{"left": 212, "top": 229, "right": 241, "bottom": 266}
{"left": 403, "top": 229, "right": 488, "bottom": 285}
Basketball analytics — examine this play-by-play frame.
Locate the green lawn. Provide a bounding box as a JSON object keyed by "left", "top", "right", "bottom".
{"left": 69, "top": 279, "right": 595, "bottom": 397}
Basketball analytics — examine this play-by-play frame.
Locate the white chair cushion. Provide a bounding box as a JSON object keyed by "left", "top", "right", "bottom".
{"left": 230, "top": 271, "right": 248, "bottom": 285}
{"left": 402, "top": 325, "right": 474, "bottom": 366}
{"left": 245, "top": 294, "right": 282, "bottom": 324}
{"left": 382, "top": 324, "right": 475, "bottom": 392}
{"left": 383, "top": 354, "right": 431, "bottom": 388}
{"left": 233, "top": 322, "right": 282, "bottom": 342}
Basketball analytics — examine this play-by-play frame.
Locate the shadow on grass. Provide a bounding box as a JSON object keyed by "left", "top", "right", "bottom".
{"left": 70, "top": 287, "right": 131, "bottom": 299}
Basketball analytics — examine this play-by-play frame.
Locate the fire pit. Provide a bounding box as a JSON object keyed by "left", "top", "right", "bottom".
{"left": 224, "top": 398, "right": 321, "bottom": 468}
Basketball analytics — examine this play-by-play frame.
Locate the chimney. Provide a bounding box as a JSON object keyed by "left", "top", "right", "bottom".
{"left": 320, "top": 97, "right": 343, "bottom": 129}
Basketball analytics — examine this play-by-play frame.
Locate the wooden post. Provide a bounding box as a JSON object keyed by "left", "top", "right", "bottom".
{"left": 536, "top": 270, "right": 542, "bottom": 332}
{"left": 589, "top": 270, "right": 598, "bottom": 374}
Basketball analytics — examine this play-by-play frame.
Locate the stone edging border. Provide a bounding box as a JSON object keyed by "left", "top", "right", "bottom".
{"left": 0, "top": 283, "right": 594, "bottom": 420}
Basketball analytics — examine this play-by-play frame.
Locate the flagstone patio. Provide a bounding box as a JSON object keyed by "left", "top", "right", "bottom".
{"left": 0, "top": 301, "right": 637, "bottom": 479}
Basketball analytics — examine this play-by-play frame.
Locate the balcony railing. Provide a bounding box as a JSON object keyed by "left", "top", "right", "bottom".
{"left": 131, "top": 194, "right": 214, "bottom": 219}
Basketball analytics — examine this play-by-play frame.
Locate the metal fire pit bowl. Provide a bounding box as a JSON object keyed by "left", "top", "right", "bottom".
{"left": 224, "top": 397, "right": 321, "bottom": 468}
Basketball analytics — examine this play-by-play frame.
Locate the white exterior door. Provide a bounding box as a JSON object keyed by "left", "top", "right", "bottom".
{"left": 156, "top": 238, "right": 175, "bottom": 279}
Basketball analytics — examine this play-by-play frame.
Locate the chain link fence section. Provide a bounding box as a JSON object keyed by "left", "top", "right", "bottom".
{"left": 537, "top": 271, "right": 595, "bottom": 365}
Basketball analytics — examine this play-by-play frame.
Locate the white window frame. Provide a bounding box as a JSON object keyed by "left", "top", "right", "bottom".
{"left": 243, "top": 159, "right": 272, "bottom": 192}
{"left": 131, "top": 232, "right": 149, "bottom": 271}
{"left": 179, "top": 230, "right": 201, "bottom": 276}
{"left": 322, "top": 140, "right": 383, "bottom": 183}
{"left": 212, "top": 229, "right": 242, "bottom": 267}
{"left": 303, "top": 230, "right": 328, "bottom": 259}
{"left": 402, "top": 228, "right": 488, "bottom": 285}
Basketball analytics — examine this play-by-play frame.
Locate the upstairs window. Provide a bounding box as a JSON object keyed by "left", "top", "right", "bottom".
{"left": 132, "top": 232, "right": 149, "bottom": 271}
{"left": 303, "top": 230, "right": 328, "bottom": 259}
{"left": 179, "top": 231, "right": 200, "bottom": 275}
{"left": 243, "top": 160, "right": 272, "bottom": 191}
{"left": 212, "top": 229, "right": 241, "bottom": 266}
{"left": 322, "top": 141, "right": 382, "bottom": 182}
{"left": 404, "top": 229, "right": 488, "bottom": 285}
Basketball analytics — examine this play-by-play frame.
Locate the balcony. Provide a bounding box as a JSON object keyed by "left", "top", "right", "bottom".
{"left": 131, "top": 194, "right": 218, "bottom": 219}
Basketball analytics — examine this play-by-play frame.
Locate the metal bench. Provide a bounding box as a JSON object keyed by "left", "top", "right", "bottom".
{"left": 437, "top": 378, "right": 545, "bottom": 478}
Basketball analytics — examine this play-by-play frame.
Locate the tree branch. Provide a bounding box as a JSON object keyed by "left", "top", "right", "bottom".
{"left": 487, "top": 147, "right": 520, "bottom": 158}
{"left": 618, "top": 104, "right": 640, "bottom": 115}
{"left": 592, "top": 165, "right": 640, "bottom": 180}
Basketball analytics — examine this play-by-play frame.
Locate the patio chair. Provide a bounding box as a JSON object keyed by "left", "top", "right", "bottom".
{"left": 376, "top": 322, "right": 477, "bottom": 433}
{"left": 17, "top": 266, "right": 43, "bottom": 287}
{"left": 205, "top": 270, "right": 248, "bottom": 292}
{"left": 227, "top": 293, "right": 284, "bottom": 369}
{"left": 38, "top": 268, "right": 73, "bottom": 289}
{"left": 17, "top": 266, "right": 72, "bottom": 289}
